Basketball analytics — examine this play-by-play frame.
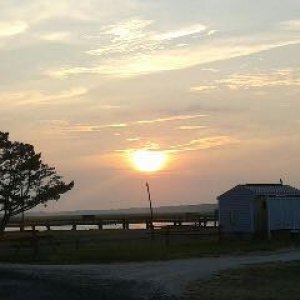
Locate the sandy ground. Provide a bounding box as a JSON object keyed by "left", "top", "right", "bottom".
{"left": 2, "top": 249, "right": 300, "bottom": 299}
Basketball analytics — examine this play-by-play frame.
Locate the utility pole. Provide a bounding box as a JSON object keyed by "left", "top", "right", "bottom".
{"left": 146, "top": 182, "right": 154, "bottom": 239}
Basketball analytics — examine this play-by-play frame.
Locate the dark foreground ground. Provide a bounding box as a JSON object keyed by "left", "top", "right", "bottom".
{"left": 183, "top": 261, "right": 300, "bottom": 300}
{"left": 2, "top": 230, "right": 300, "bottom": 299}
{"left": 3, "top": 251, "right": 300, "bottom": 300}
{"left": 0, "top": 268, "right": 175, "bottom": 300}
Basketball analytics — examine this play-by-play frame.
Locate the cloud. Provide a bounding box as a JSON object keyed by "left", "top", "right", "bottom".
{"left": 61, "top": 123, "right": 128, "bottom": 132}
{"left": 86, "top": 20, "right": 208, "bottom": 56}
{"left": 191, "top": 69, "right": 300, "bottom": 92}
{"left": 280, "top": 20, "right": 300, "bottom": 31}
{"left": 135, "top": 114, "right": 207, "bottom": 124}
{"left": 207, "top": 29, "right": 218, "bottom": 36}
{"left": 0, "top": 87, "right": 87, "bottom": 106}
{"left": 219, "top": 69, "right": 300, "bottom": 89}
{"left": 155, "top": 24, "right": 207, "bottom": 41}
{"left": 44, "top": 15, "right": 300, "bottom": 80}
{"left": 85, "top": 18, "right": 157, "bottom": 56}
{"left": 190, "top": 86, "right": 217, "bottom": 93}
{"left": 169, "top": 136, "right": 239, "bottom": 152}
{"left": 0, "top": 21, "right": 28, "bottom": 37}
{"left": 178, "top": 126, "right": 207, "bottom": 130}
{"left": 40, "top": 31, "right": 71, "bottom": 42}
{"left": 116, "top": 136, "right": 238, "bottom": 154}
{"left": 102, "top": 18, "right": 153, "bottom": 41}
{"left": 126, "top": 137, "right": 140, "bottom": 141}
{"left": 46, "top": 114, "right": 208, "bottom": 133}
{"left": 48, "top": 38, "right": 300, "bottom": 79}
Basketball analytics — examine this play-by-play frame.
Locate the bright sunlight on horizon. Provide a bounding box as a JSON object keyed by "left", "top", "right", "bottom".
{"left": 131, "top": 150, "right": 168, "bottom": 173}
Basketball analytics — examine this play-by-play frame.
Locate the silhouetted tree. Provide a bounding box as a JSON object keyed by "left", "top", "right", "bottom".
{"left": 0, "top": 132, "right": 74, "bottom": 232}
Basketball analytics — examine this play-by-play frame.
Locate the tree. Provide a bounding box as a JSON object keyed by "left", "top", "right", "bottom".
{"left": 0, "top": 132, "right": 74, "bottom": 232}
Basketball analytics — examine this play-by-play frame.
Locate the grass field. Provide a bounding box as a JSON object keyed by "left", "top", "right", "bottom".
{"left": 183, "top": 261, "right": 300, "bottom": 300}
{"left": 0, "top": 229, "right": 299, "bottom": 264}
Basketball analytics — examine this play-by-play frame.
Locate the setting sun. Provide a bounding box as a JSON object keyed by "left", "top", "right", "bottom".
{"left": 131, "top": 150, "right": 168, "bottom": 172}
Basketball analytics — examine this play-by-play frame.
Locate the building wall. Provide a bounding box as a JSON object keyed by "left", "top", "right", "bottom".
{"left": 218, "top": 187, "right": 255, "bottom": 233}
{"left": 268, "top": 197, "right": 300, "bottom": 231}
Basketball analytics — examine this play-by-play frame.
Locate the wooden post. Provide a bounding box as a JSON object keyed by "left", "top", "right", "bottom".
{"left": 122, "top": 220, "right": 129, "bottom": 230}
{"left": 46, "top": 225, "right": 51, "bottom": 231}
{"left": 72, "top": 224, "right": 77, "bottom": 231}
{"left": 198, "top": 218, "right": 202, "bottom": 227}
{"left": 146, "top": 221, "right": 151, "bottom": 229}
{"left": 146, "top": 182, "right": 154, "bottom": 240}
{"left": 98, "top": 222, "right": 103, "bottom": 230}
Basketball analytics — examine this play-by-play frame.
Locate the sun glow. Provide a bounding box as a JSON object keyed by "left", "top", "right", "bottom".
{"left": 131, "top": 150, "right": 168, "bottom": 172}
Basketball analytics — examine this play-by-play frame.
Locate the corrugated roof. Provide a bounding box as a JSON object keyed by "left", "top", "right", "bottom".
{"left": 242, "top": 184, "right": 300, "bottom": 196}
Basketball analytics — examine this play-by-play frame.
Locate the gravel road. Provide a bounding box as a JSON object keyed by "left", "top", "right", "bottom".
{"left": 2, "top": 249, "right": 300, "bottom": 300}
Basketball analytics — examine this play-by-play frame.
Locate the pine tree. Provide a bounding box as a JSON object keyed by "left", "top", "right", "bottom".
{"left": 0, "top": 132, "right": 74, "bottom": 232}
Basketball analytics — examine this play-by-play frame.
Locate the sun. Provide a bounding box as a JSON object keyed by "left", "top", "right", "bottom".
{"left": 131, "top": 150, "right": 168, "bottom": 172}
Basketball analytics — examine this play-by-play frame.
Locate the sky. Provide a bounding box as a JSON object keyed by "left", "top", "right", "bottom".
{"left": 0, "top": 0, "right": 299, "bottom": 211}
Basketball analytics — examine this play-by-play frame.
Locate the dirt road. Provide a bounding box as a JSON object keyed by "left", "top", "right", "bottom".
{"left": 2, "top": 249, "right": 300, "bottom": 299}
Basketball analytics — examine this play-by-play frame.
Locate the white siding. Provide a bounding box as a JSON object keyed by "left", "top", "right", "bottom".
{"left": 219, "top": 188, "right": 254, "bottom": 233}
{"left": 268, "top": 197, "right": 300, "bottom": 230}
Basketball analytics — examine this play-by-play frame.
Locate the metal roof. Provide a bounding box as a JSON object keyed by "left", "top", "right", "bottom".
{"left": 242, "top": 184, "right": 300, "bottom": 196}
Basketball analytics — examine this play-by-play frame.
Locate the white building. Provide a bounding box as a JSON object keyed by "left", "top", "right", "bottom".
{"left": 218, "top": 183, "right": 300, "bottom": 237}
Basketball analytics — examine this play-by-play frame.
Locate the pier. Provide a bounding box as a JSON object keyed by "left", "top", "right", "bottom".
{"left": 8, "top": 212, "right": 218, "bottom": 231}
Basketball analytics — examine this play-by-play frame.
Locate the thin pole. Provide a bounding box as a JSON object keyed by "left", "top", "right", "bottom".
{"left": 21, "top": 185, "right": 25, "bottom": 232}
{"left": 146, "top": 182, "right": 154, "bottom": 239}
{"left": 21, "top": 210, "right": 25, "bottom": 232}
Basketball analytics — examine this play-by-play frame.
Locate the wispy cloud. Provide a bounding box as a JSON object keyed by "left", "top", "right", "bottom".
{"left": 126, "top": 137, "right": 141, "bottom": 141}
{"left": 46, "top": 114, "right": 208, "bottom": 133}
{"left": 86, "top": 18, "right": 157, "bottom": 56}
{"left": 190, "top": 86, "right": 217, "bottom": 93}
{"left": 135, "top": 114, "right": 207, "bottom": 124}
{"left": 178, "top": 125, "right": 207, "bottom": 130}
{"left": 191, "top": 69, "right": 300, "bottom": 92}
{"left": 64, "top": 124, "right": 128, "bottom": 132}
{"left": 169, "top": 136, "right": 239, "bottom": 152}
{"left": 86, "top": 19, "right": 208, "bottom": 56}
{"left": 280, "top": 20, "right": 300, "bottom": 31}
{"left": 48, "top": 38, "right": 300, "bottom": 79}
{"left": 219, "top": 69, "right": 300, "bottom": 89}
{"left": 0, "top": 87, "right": 87, "bottom": 106}
{"left": 116, "top": 135, "right": 238, "bottom": 154}
{"left": 154, "top": 24, "right": 207, "bottom": 41}
{"left": 0, "top": 21, "right": 28, "bottom": 37}
{"left": 40, "top": 31, "right": 71, "bottom": 42}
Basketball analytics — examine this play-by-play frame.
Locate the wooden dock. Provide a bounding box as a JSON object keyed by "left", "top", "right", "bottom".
{"left": 8, "top": 212, "right": 218, "bottom": 231}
